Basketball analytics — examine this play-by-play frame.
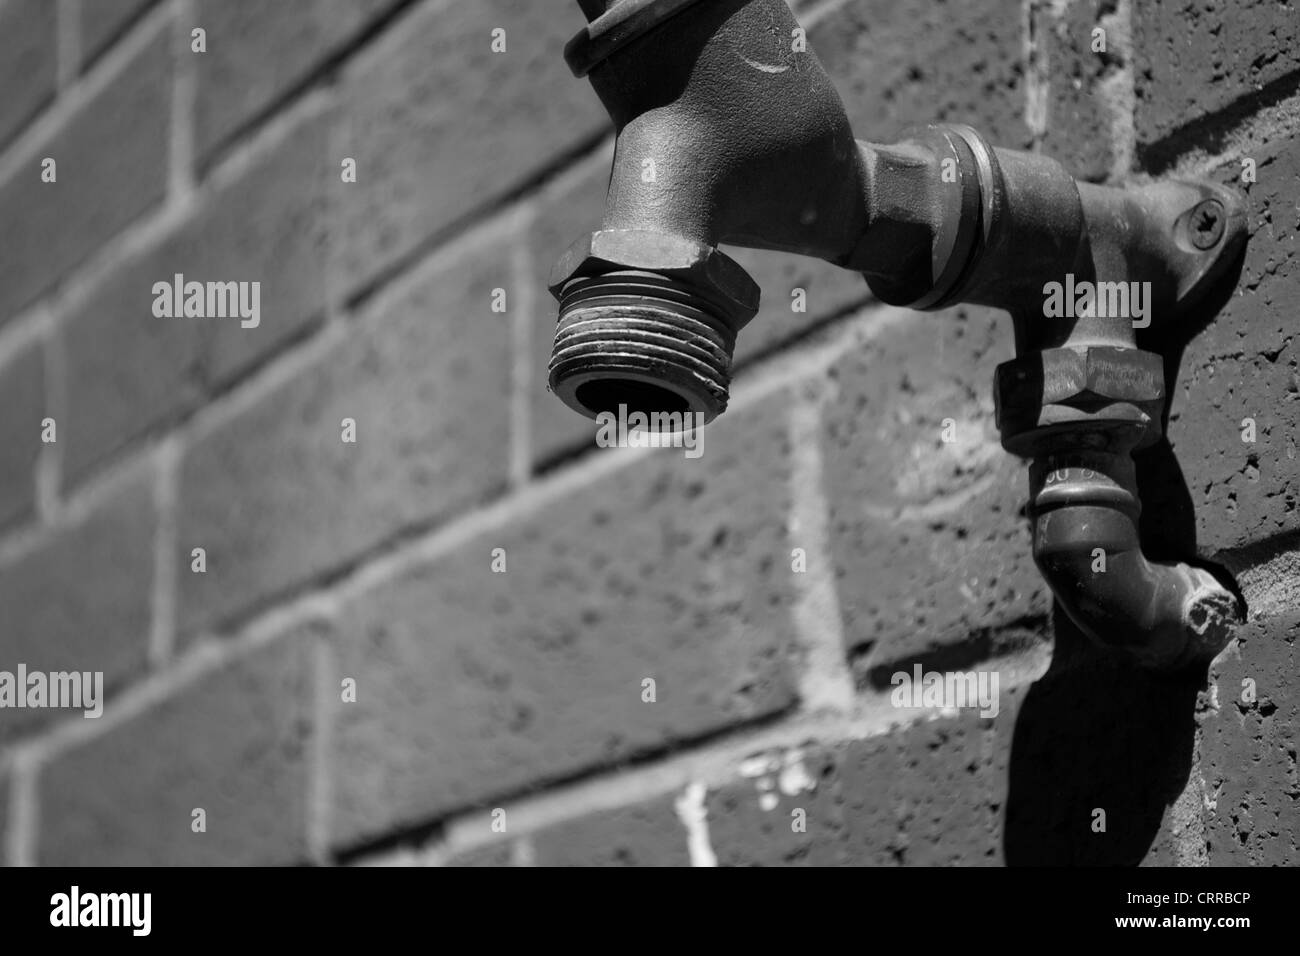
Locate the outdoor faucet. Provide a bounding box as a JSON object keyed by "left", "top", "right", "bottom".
{"left": 546, "top": 0, "right": 1249, "bottom": 669}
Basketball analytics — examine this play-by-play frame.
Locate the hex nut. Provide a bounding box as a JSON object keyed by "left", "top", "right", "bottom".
{"left": 547, "top": 229, "right": 760, "bottom": 324}
{"left": 995, "top": 346, "right": 1167, "bottom": 438}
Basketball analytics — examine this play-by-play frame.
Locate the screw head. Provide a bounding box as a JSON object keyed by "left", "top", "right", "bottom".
{"left": 1189, "top": 198, "right": 1226, "bottom": 250}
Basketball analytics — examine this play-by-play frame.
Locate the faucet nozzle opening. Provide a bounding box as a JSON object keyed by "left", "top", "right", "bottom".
{"left": 574, "top": 379, "right": 692, "bottom": 418}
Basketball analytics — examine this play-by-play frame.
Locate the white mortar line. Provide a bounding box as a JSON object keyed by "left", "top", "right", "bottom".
{"left": 175, "top": 317, "right": 351, "bottom": 445}
{"left": 729, "top": 304, "right": 912, "bottom": 409}
{"left": 308, "top": 630, "right": 337, "bottom": 866}
{"left": 674, "top": 782, "right": 717, "bottom": 867}
{"left": 324, "top": 97, "right": 351, "bottom": 328}
{"left": 859, "top": 470, "right": 1003, "bottom": 524}
{"left": 168, "top": 0, "right": 197, "bottom": 201}
{"left": 0, "top": 305, "right": 56, "bottom": 398}
{"left": 510, "top": 837, "right": 537, "bottom": 867}
{"left": 793, "top": 0, "right": 852, "bottom": 29}
{"left": 787, "top": 383, "right": 856, "bottom": 714}
{"left": 508, "top": 210, "right": 535, "bottom": 489}
{"left": 1023, "top": 0, "right": 1050, "bottom": 149}
{"left": 35, "top": 322, "right": 64, "bottom": 522}
{"left": 148, "top": 435, "right": 182, "bottom": 668}
{"left": 55, "top": 0, "right": 80, "bottom": 90}
{"left": 1098, "top": 0, "right": 1136, "bottom": 181}
{"left": 5, "top": 751, "right": 38, "bottom": 866}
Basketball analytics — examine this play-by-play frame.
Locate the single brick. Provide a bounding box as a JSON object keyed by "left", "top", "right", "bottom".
{"left": 1134, "top": 0, "right": 1300, "bottom": 151}
{"left": 62, "top": 108, "right": 335, "bottom": 487}
{"left": 80, "top": 0, "right": 156, "bottom": 68}
{"left": 0, "top": 477, "right": 155, "bottom": 745}
{"left": 194, "top": 0, "right": 402, "bottom": 163}
{"left": 38, "top": 625, "right": 317, "bottom": 865}
{"left": 1159, "top": 143, "right": 1300, "bottom": 553}
{"left": 0, "top": 0, "right": 56, "bottom": 148}
{"left": 1200, "top": 612, "right": 1298, "bottom": 865}
{"left": 835, "top": 714, "right": 1004, "bottom": 865}
{"left": 820, "top": 306, "right": 1050, "bottom": 669}
{"left": 333, "top": 0, "right": 609, "bottom": 297}
{"left": 0, "top": 27, "right": 170, "bottom": 327}
{"left": 0, "top": 344, "right": 45, "bottom": 529}
{"left": 176, "top": 226, "right": 514, "bottom": 637}
{"left": 809, "top": 0, "right": 1030, "bottom": 148}
{"left": 328, "top": 390, "right": 799, "bottom": 847}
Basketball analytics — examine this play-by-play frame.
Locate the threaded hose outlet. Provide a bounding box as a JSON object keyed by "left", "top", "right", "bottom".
{"left": 548, "top": 272, "right": 748, "bottom": 424}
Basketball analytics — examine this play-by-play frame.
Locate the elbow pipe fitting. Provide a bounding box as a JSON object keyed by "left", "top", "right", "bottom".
{"left": 996, "top": 347, "right": 1239, "bottom": 668}
{"left": 1028, "top": 450, "right": 1238, "bottom": 669}
{"left": 548, "top": 0, "right": 1249, "bottom": 668}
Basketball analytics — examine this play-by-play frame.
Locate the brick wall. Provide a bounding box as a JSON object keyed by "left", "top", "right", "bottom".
{"left": 0, "top": 0, "right": 1294, "bottom": 866}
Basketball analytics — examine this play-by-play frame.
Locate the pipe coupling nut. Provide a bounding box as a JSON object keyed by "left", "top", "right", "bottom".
{"left": 995, "top": 346, "right": 1167, "bottom": 453}
{"left": 548, "top": 229, "right": 760, "bottom": 319}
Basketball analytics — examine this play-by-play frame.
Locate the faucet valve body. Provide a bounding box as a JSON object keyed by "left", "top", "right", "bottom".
{"left": 549, "top": 0, "right": 1250, "bottom": 668}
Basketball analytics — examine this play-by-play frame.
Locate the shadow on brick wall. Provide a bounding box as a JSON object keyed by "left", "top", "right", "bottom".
{"left": 1004, "top": 611, "right": 1205, "bottom": 866}
{"left": 1136, "top": 249, "right": 1248, "bottom": 572}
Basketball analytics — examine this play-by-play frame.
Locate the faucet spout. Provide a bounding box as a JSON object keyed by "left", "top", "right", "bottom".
{"left": 571, "top": 0, "right": 870, "bottom": 259}
{"left": 548, "top": 0, "right": 877, "bottom": 424}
